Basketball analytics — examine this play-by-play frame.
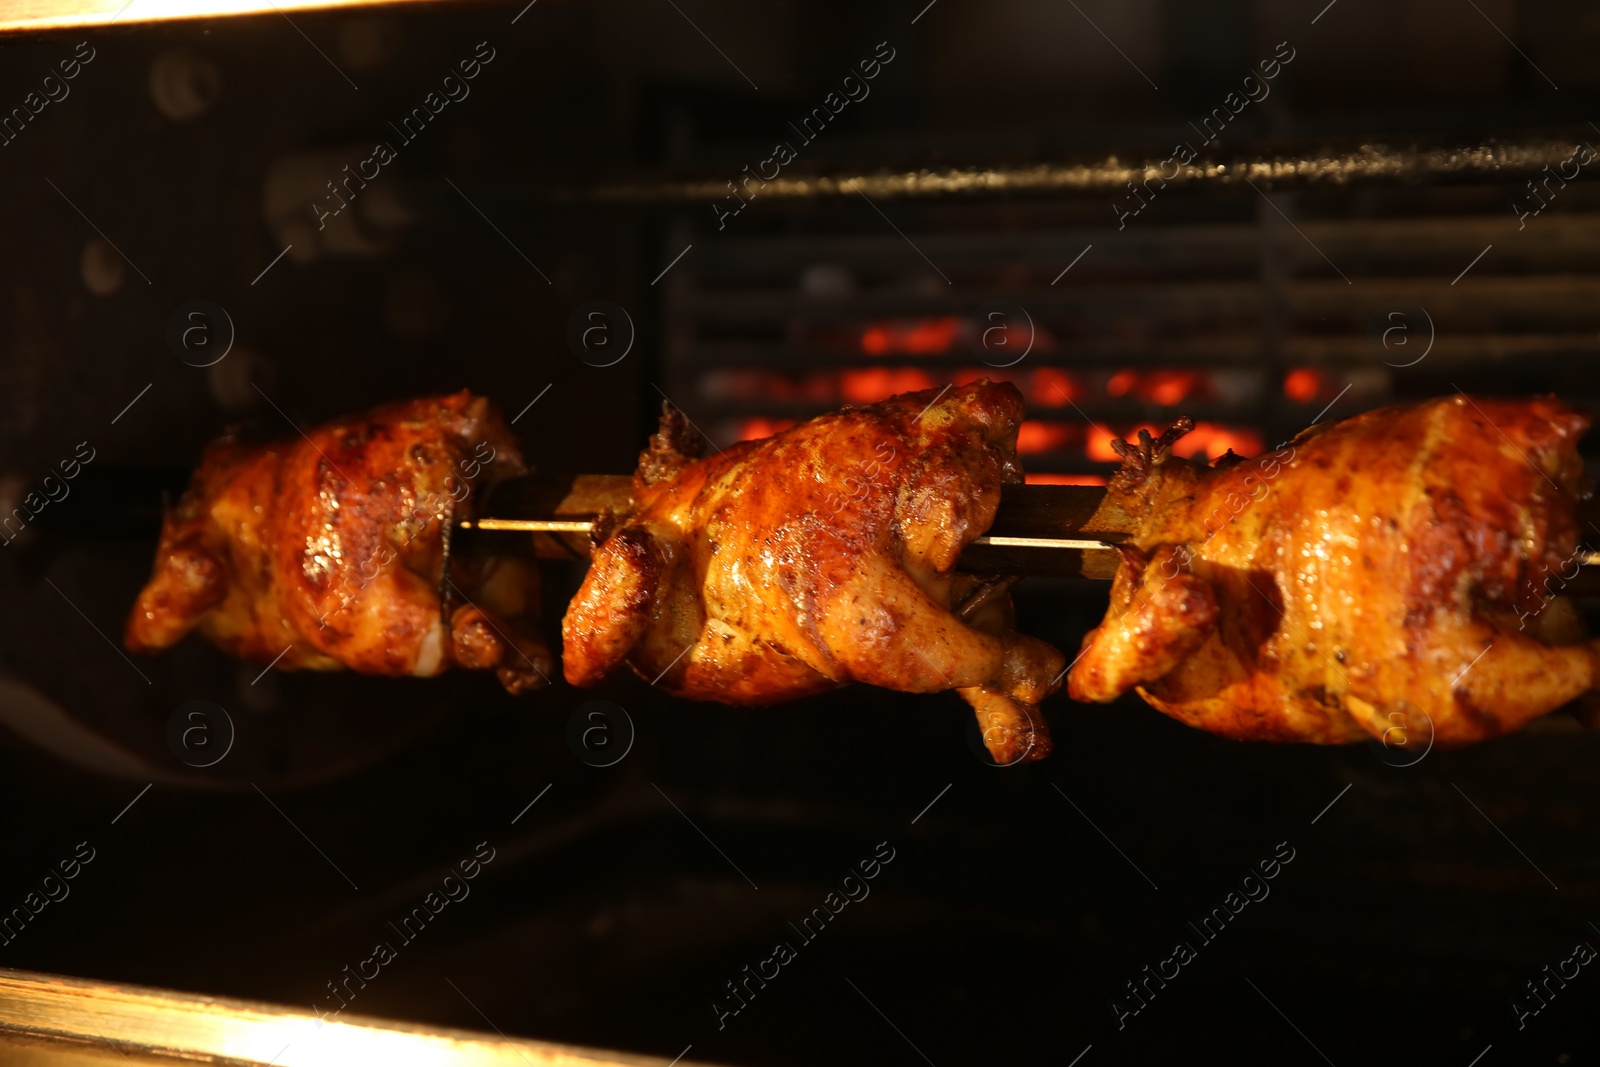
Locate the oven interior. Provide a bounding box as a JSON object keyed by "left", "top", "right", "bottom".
{"left": 1, "top": 1, "right": 1598, "bottom": 1063}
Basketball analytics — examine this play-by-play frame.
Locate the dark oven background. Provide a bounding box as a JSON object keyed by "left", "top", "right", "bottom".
{"left": 0, "top": 1, "right": 1598, "bottom": 1064}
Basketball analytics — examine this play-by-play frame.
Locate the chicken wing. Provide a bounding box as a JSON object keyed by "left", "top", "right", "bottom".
{"left": 1069, "top": 395, "right": 1596, "bottom": 746}
{"left": 125, "top": 391, "right": 552, "bottom": 692}
{"left": 562, "top": 380, "right": 1066, "bottom": 762}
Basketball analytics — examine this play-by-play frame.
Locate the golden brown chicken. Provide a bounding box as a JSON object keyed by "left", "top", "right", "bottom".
{"left": 562, "top": 380, "right": 1067, "bottom": 762}
{"left": 1069, "top": 395, "right": 1595, "bottom": 746}
{"left": 126, "top": 391, "right": 553, "bottom": 692}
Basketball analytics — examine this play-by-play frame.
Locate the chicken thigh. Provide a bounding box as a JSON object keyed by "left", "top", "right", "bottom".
{"left": 1069, "top": 395, "right": 1596, "bottom": 746}
{"left": 126, "top": 391, "right": 552, "bottom": 693}
{"left": 562, "top": 380, "right": 1066, "bottom": 762}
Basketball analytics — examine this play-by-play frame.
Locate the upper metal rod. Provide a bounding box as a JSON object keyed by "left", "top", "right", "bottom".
{"left": 563, "top": 132, "right": 1596, "bottom": 205}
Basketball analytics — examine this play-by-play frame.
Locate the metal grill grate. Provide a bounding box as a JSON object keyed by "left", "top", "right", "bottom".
{"left": 657, "top": 143, "right": 1600, "bottom": 479}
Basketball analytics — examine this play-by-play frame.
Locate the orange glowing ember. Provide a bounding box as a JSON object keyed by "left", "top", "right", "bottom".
{"left": 860, "top": 326, "right": 892, "bottom": 356}
{"left": 734, "top": 417, "right": 798, "bottom": 442}
{"left": 1283, "top": 368, "right": 1322, "bottom": 402}
{"left": 1016, "top": 421, "right": 1076, "bottom": 456}
{"left": 839, "top": 368, "right": 936, "bottom": 404}
{"left": 858, "top": 317, "right": 962, "bottom": 356}
{"left": 1028, "top": 368, "right": 1081, "bottom": 407}
{"left": 1106, "top": 369, "right": 1138, "bottom": 398}
{"left": 1087, "top": 423, "right": 1162, "bottom": 462}
{"left": 1142, "top": 370, "right": 1201, "bottom": 406}
{"left": 1084, "top": 421, "right": 1264, "bottom": 465}
{"left": 1102, "top": 369, "right": 1207, "bottom": 406}
{"left": 1171, "top": 422, "right": 1265, "bottom": 462}
{"left": 905, "top": 318, "right": 961, "bottom": 353}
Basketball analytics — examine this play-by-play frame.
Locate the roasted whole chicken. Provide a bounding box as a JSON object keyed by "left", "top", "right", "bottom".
{"left": 562, "top": 380, "right": 1067, "bottom": 762}
{"left": 1069, "top": 395, "right": 1595, "bottom": 746}
{"left": 126, "top": 392, "right": 553, "bottom": 693}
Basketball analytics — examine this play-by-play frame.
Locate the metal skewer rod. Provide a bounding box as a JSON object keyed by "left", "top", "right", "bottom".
{"left": 457, "top": 476, "right": 1600, "bottom": 578}
{"left": 454, "top": 476, "right": 1135, "bottom": 579}
{"left": 458, "top": 517, "right": 1121, "bottom": 554}
{"left": 460, "top": 519, "right": 597, "bottom": 533}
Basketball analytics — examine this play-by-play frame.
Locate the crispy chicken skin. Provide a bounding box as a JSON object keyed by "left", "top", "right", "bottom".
{"left": 562, "top": 380, "right": 1067, "bottom": 762}
{"left": 126, "top": 391, "right": 552, "bottom": 693}
{"left": 1069, "top": 395, "right": 1595, "bottom": 746}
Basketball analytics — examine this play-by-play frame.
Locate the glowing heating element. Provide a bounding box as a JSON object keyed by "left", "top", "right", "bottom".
{"left": 0, "top": 966, "right": 706, "bottom": 1066}
{"left": 0, "top": 0, "right": 434, "bottom": 34}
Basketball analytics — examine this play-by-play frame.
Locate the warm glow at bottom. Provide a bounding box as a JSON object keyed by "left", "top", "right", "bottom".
{"left": 0, "top": 967, "right": 666, "bottom": 1067}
